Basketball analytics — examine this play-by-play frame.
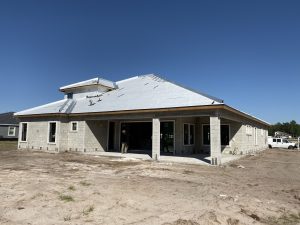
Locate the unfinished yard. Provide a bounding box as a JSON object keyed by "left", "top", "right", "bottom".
{"left": 0, "top": 144, "right": 299, "bottom": 225}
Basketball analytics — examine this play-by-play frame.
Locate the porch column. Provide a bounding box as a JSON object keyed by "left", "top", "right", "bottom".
{"left": 210, "top": 116, "right": 221, "bottom": 165}
{"left": 152, "top": 118, "right": 160, "bottom": 160}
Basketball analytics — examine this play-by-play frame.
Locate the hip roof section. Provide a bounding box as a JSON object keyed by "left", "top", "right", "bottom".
{"left": 15, "top": 74, "right": 224, "bottom": 116}
{"left": 14, "top": 74, "right": 268, "bottom": 125}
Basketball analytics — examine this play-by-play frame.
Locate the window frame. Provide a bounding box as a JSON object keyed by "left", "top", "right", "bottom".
{"left": 183, "top": 123, "right": 195, "bottom": 146}
{"left": 20, "top": 122, "right": 28, "bottom": 142}
{"left": 47, "top": 121, "right": 58, "bottom": 144}
{"left": 202, "top": 124, "right": 231, "bottom": 147}
{"left": 7, "top": 126, "right": 16, "bottom": 137}
{"left": 70, "top": 121, "right": 78, "bottom": 132}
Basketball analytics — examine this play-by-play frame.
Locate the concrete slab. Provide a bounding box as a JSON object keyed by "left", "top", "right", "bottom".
{"left": 81, "top": 151, "right": 243, "bottom": 166}
{"left": 83, "top": 151, "right": 152, "bottom": 160}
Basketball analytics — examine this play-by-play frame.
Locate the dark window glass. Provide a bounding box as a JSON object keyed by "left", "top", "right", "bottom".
{"left": 203, "top": 125, "right": 229, "bottom": 145}
{"left": 273, "top": 139, "right": 276, "bottom": 142}
{"left": 277, "top": 139, "right": 281, "bottom": 143}
{"left": 184, "top": 124, "right": 189, "bottom": 145}
{"left": 221, "top": 125, "right": 230, "bottom": 145}
{"left": 67, "top": 93, "right": 73, "bottom": 99}
{"left": 72, "top": 122, "right": 77, "bottom": 131}
{"left": 49, "top": 122, "right": 56, "bottom": 143}
{"left": 21, "top": 123, "right": 27, "bottom": 141}
{"left": 190, "top": 125, "right": 195, "bottom": 145}
{"left": 203, "top": 125, "right": 210, "bottom": 145}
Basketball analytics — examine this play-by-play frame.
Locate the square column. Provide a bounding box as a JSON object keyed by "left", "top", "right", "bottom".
{"left": 152, "top": 118, "right": 160, "bottom": 160}
{"left": 210, "top": 116, "right": 221, "bottom": 165}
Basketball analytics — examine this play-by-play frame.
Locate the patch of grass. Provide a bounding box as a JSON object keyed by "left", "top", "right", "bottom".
{"left": 83, "top": 205, "right": 94, "bottom": 216}
{"left": 80, "top": 181, "right": 91, "bottom": 186}
{"left": 0, "top": 141, "right": 17, "bottom": 151}
{"left": 59, "top": 194, "right": 74, "bottom": 202}
{"left": 68, "top": 185, "right": 75, "bottom": 191}
{"left": 183, "top": 170, "right": 194, "bottom": 174}
{"left": 262, "top": 212, "right": 300, "bottom": 225}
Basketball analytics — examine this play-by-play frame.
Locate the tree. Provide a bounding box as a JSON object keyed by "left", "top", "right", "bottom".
{"left": 268, "top": 120, "right": 300, "bottom": 137}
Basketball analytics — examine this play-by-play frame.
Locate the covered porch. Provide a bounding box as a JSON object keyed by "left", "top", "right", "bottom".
{"left": 82, "top": 109, "right": 244, "bottom": 165}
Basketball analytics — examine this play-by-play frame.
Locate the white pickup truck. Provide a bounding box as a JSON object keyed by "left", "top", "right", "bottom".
{"left": 268, "top": 137, "right": 297, "bottom": 149}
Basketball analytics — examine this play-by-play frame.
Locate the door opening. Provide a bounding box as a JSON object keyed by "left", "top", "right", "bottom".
{"left": 160, "top": 121, "right": 175, "bottom": 155}
{"left": 120, "top": 122, "right": 152, "bottom": 154}
{"left": 108, "top": 122, "right": 115, "bottom": 151}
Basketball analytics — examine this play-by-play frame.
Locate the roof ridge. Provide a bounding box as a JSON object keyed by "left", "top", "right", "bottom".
{"left": 146, "top": 74, "right": 224, "bottom": 103}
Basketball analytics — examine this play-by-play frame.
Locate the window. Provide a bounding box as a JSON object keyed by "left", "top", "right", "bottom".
{"left": 202, "top": 124, "right": 230, "bottom": 146}
{"left": 273, "top": 138, "right": 276, "bottom": 143}
{"left": 8, "top": 126, "right": 16, "bottom": 136}
{"left": 189, "top": 124, "right": 195, "bottom": 145}
{"left": 21, "top": 123, "right": 28, "bottom": 142}
{"left": 221, "top": 125, "right": 230, "bottom": 146}
{"left": 183, "top": 124, "right": 195, "bottom": 145}
{"left": 184, "top": 124, "right": 189, "bottom": 145}
{"left": 70, "top": 122, "right": 78, "bottom": 132}
{"left": 67, "top": 93, "right": 73, "bottom": 99}
{"left": 48, "top": 122, "right": 57, "bottom": 143}
{"left": 203, "top": 125, "right": 210, "bottom": 145}
{"left": 276, "top": 139, "right": 281, "bottom": 143}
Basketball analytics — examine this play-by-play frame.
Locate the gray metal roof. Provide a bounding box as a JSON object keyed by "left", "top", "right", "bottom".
{"left": 0, "top": 112, "right": 20, "bottom": 125}
{"left": 15, "top": 74, "right": 224, "bottom": 116}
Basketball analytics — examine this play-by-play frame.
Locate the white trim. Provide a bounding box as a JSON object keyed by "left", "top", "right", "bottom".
{"left": 19, "top": 122, "right": 28, "bottom": 143}
{"left": 70, "top": 121, "right": 79, "bottom": 132}
{"left": 183, "top": 123, "right": 195, "bottom": 146}
{"left": 201, "top": 123, "right": 231, "bottom": 147}
{"left": 7, "top": 126, "right": 16, "bottom": 136}
{"left": 47, "top": 121, "right": 58, "bottom": 144}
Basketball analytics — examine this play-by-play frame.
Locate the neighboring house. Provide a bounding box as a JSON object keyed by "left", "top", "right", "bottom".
{"left": 274, "top": 131, "right": 292, "bottom": 139}
{"left": 15, "top": 74, "right": 269, "bottom": 165}
{"left": 0, "top": 112, "right": 19, "bottom": 140}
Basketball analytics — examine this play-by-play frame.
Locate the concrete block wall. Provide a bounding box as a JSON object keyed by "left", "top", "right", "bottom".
{"left": 175, "top": 117, "right": 197, "bottom": 155}
{"left": 241, "top": 123, "right": 268, "bottom": 154}
{"left": 18, "top": 120, "right": 59, "bottom": 152}
{"left": 210, "top": 116, "right": 221, "bottom": 164}
{"left": 84, "top": 120, "right": 108, "bottom": 152}
{"left": 67, "top": 121, "right": 85, "bottom": 152}
{"left": 152, "top": 118, "right": 160, "bottom": 159}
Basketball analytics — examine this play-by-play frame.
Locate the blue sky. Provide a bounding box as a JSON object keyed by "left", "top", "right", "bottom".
{"left": 0, "top": 0, "right": 299, "bottom": 124}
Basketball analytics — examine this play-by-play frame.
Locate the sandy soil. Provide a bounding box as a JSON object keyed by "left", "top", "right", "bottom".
{"left": 0, "top": 146, "right": 299, "bottom": 225}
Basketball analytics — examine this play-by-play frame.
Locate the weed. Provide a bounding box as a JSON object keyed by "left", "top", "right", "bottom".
{"left": 68, "top": 185, "right": 75, "bottom": 191}
{"left": 59, "top": 194, "right": 74, "bottom": 202}
{"left": 262, "top": 212, "right": 300, "bottom": 225}
{"left": 80, "top": 181, "right": 91, "bottom": 186}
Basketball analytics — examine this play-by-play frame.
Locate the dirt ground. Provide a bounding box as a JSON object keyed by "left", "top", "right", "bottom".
{"left": 0, "top": 144, "right": 299, "bottom": 225}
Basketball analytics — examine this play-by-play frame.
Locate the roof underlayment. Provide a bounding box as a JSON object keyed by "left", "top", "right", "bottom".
{"left": 14, "top": 74, "right": 269, "bottom": 125}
